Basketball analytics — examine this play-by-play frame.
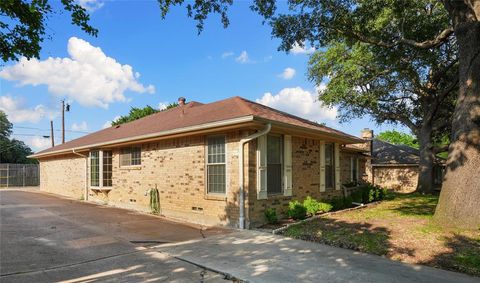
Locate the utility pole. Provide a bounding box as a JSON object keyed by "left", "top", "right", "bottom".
{"left": 61, "top": 99, "right": 70, "bottom": 144}
{"left": 50, "top": 120, "right": 55, "bottom": 147}
{"left": 61, "top": 100, "right": 65, "bottom": 144}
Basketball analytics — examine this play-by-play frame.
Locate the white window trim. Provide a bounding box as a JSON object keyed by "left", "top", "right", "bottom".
{"left": 205, "top": 135, "right": 228, "bottom": 196}
{"left": 89, "top": 150, "right": 112, "bottom": 188}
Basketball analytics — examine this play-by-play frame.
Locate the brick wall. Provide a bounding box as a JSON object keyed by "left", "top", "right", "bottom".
{"left": 39, "top": 131, "right": 366, "bottom": 228}
{"left": 247, "top": 136, "right": 367, "bottom": 228}
{"left": 39, "top": 154, "right": 85, "bottom": 199}
{"left": 372, "top": 166, "right": 418, "bottom": 193}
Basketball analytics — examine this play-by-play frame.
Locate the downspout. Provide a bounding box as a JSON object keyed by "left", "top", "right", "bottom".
{"left": 73, "top": 149, "right": 88, "bottom": 201}
{"left": 238, "top": 123, "right": 271, "bottom": 229}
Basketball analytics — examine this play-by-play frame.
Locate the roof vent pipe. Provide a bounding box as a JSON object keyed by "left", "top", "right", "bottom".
{"left": 178, "top": 97, "right": 186, "bottom": 106}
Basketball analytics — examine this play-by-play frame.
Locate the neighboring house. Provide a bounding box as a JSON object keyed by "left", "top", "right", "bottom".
{"left": 361, "top": 129, "right": 445, "bottom": 193}
{"left": 30, "top": 97, "right": 367, "bottom": 228}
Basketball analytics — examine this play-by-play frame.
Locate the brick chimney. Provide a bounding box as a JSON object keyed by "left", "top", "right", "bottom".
{"left": 359, "top": 128, "right": 374, "bottom": 153}
{"left": 361, "top": 128, "right": 374, "bottom": 184}
{"left": 178, "top": 97, "right": 186, "bottom": 106}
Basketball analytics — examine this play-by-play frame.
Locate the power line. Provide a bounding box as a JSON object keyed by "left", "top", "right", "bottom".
{"left": 12, "top": 126, "right": 89, "bottom": 134}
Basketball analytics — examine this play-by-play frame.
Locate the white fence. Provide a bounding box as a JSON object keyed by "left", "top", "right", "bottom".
{"left": 0, "top": 164, "right": 40, "bottom": 187}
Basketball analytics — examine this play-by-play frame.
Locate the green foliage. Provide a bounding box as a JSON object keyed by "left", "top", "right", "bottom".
{"left": 0, "top": 111, "right": 36, "bottom": 164}
{"left": 329, "top": 197, "right": 346, "bottom": 211}
{"left": 0, "top": 0, "right": 97, "bottom": 62}
{"left": 303, "top": 196, "right": 320, "bottom": 216}
{"left": 149, "top": 188, "right": 160, "bottom": 214}
{"left": 343, "top": 196, "right": 353, "bottom": 208}
{"left": 377, "top": 130, "right": 419, "bottom": 148}
{"left": 264, "top": 208, "right": 278, "bottom": 224}
{"left": 356, "top": 184, "right": 389, "bottom": 203}
{"left": 317, "top": 202, "right": 333, "bottom": 214}
{"left": 111, "top": 103, "right": 178, "bottom": 126}
{"left": 287, "top": 200, "right": 307, "bottom": 220}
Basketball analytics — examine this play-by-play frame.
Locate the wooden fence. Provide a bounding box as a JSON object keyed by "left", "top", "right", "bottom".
{"left": 0, "top": 164, "right": 40, "bottom": 187}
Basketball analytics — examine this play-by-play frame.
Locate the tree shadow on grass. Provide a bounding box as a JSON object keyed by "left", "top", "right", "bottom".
{"left": 420, "top": 233, "right": 480, "bottom": 277}
{"left": 392, "top": 194, "right": 439, "bottom": 217}
{"left": 282, "top": 217, "right": 415, "bottom": 258}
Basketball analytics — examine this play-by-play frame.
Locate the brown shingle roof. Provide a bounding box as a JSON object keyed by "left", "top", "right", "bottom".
{"left": 32, "top": 96, "right": 361, "bottom": 158}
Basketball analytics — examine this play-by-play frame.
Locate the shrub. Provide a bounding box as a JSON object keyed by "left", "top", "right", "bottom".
{"left": 264, "top": 208, "right": 278, "bottom": 224}
{"left": 351, "top": 190, "right": 363, "bottom": 203}
{"left": 303, "top": 196, "right": 320, "bottom": 216}
{"left": 288, "top": 200, "right": 307, "bottom": 220}
{"left": 343, "top": 195, "right": 353, "bottom": 208}
{"left": 329, "top": 197, "right": 346, "bottom": 211}
{"left": 317, "top": 202, "right": 333, "bottom": 213}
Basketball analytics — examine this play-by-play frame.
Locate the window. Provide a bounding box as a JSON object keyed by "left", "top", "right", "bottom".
{"left": 206, "top": 136, "right": 226, "bottom": 194}
{"left": 325, "top": 143, "right": 335, "bottom": 189}
{"left": 267, "top": 135, "right": 283, "bottom": 194}
{"left": 351, "top": 156, "right": 358, "bottom": 182}
{"left": 90, "top": 150, "right": 112, "bottom": 187}
{"left": 120, "top": 147, "right": 141, "bottom": 166}
{"left": 103, "top": 151, "right": 112, "bottom": 187}
{"left": 90, "top": 151, "right": 100, "bottom": 186}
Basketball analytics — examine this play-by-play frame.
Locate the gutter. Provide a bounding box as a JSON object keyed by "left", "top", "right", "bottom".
{"left": 72, "top": 149, "right": 88, "bottom": 201}
{"left": 238, "top": 123, "right": 271, "bottom": 229}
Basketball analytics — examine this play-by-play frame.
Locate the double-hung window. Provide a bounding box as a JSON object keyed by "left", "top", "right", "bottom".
{"left": 325, "top": 143, "right": 335, "bottom": 189}
{"left": 120, "top": 147, "right": 141, "bottom": 166}
{"left": 90, "top": 150, "right": 113, "bottom": 187}
{"left": 351, "top": 156, "right": 358, "bottom": 183}
{"left": 206, "top": 136, "right": 226, "bottom": 194}
{"left": 267, "top": 135, "right": 283, "bottom": 195}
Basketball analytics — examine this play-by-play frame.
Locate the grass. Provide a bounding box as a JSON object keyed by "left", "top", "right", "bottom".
{"left": 282, "top": 193, "right": 480, "bottom": 277}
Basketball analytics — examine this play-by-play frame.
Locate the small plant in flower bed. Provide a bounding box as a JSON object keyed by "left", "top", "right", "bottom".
{"left": 287, "top": 200, "right": 307, "bottom": 220}
{"left": 303, "top": 196, "right": 333, "bottom": 216}
{"left": 264, "top": 208, "right": 278, "bottom": 224}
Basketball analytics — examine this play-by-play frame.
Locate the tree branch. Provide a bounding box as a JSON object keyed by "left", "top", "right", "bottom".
{"left": 433, "top": 144, "right": 450, "bottom": 153}
{"left": 397, "top": 27, "right": 454, "bottom": 48}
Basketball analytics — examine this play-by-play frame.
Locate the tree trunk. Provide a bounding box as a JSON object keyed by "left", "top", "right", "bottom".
{"left": 434, "top": 19, "right": 480, "bottom": 229}
{"left": 416, "top": 125, "right": 435, "bottom": 194}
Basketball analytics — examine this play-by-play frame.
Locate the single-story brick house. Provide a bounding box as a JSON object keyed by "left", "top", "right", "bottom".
{"left": 31, "top": 97, "right": 368, "bottom": 228}
{"left": 361, "top": 129, "right": 445, "bottom": 193}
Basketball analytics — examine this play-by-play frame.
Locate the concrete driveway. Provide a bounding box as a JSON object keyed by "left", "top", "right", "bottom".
{"left": 0, "top": 189, "right": 230, "bottom": 282}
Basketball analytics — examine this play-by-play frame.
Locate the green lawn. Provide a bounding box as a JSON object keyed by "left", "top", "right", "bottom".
{"left": 283, "top": 193, "right": 480, "bottom": 276}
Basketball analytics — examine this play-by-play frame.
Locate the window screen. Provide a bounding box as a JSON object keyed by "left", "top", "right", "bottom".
{"left": 120, "top": 147, "right": 141, "bottom": 166}
{"left": 325, "top": 143, "right": 335, "bottom": 189}
{"left": 103, "top": 151, "right": 112, "bottom": 187}
{"left": 267, "top": 135, "right": 283, "bottom": 194}
{"left": 207, "top": 136, "right": 226, "bottom": 194}
{"left": 90, "top": 151, "right": 99, "bottom": 186}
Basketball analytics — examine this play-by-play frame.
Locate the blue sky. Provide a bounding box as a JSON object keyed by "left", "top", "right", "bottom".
{"left": 0, "top": 1, "right": 405, "bottom": 151}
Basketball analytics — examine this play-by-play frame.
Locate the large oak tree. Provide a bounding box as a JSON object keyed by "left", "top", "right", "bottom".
{"left": 157, "top": 0, "right": 479, "bottom": 228}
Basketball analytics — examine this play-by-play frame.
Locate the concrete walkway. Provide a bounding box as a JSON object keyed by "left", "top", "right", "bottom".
{"left": 157, "top": 230, "right": 480, "bottom": 283}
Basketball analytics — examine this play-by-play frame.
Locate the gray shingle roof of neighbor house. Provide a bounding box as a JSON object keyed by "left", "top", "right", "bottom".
{"left": 372, "top": 139, "right": 445, "bottom": 165}
{"left": 30, "top": 96, "right": 363, "bottom": 158}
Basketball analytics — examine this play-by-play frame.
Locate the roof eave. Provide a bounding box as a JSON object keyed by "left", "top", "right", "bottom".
{"left": 253, "top": 116, "right": 363, "bottom": 144}
{"left": 30, "top": 115, "right": 255, "bottom": 159}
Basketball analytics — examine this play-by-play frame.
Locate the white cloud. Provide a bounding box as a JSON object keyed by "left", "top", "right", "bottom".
{"left": 27, "top": 136, "right": 53, "bottom": 151}
{"left": 102, "top": 115, "right": 121, "bottom": 129}
{"left": 290, "top": 42, "right": 315, "bottom": 55}
{"left": 0, "top": 95, "right": 55, "bottom": 123}
{"left": 158, "top": 102, "right": 169, "bottom": 110}
{"left": 235, "top": 51, "right": 254, "bottom": 64}
{"left": 0, "top": 37, "right": 155, "bottom": 109}
{"left": 78, "top": 0, "right": 104, "bottom": 12}
{"left": 71, "top": 121, "right": 88, "bottom": 131}
{"left": 256, "top": 87, "right": 337, "bottom": 122}
{"left": 221, "top": 51, "right": 234, "bottom": 59}
{"left": 279, "top": 67, "right": 296, "bottom": 80}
